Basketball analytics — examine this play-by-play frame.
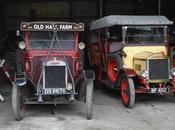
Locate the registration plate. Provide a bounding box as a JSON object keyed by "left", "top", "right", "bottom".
{"left": 43, "top": 88, "right": 66, "bottom": 95}
{"left": 150, "top": 87, "right": 168, "bottom": 93}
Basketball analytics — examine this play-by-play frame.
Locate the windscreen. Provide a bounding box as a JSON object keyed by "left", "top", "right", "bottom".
{"left": 125, "top": 26, "right": 165, "bottom": 45}
{"left": 28, "top": 31, "right": 75, "bottom": 49}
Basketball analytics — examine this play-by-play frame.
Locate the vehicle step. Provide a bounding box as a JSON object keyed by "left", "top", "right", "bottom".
{"left": 101, "top": 80, "right": 113, "bottom": 88}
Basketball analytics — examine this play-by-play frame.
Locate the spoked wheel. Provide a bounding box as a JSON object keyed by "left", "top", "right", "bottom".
{"left": 12, "top": 84, "right": 26, "bottom": 121}
{"left": 107, "top": 54, "right": 123, "bottom": 82}
{"left": 86, "top": 80, "right": 94, "bottom": 120}
{"left": 120, "top": 77, "right": 135, "bottom": 108}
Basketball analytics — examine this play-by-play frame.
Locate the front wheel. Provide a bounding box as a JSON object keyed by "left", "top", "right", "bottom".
{"left": 120, "top": 76, "right": 135, "bottom": 108}
{"left": 86, "top": 80, "right": 94, "bottom": 120}
{"left": 12, "top": 84, "right": 25, "bottom": 121}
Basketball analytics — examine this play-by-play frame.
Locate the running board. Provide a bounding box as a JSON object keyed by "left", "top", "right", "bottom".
{"left": 100, "top": 79, "right": 120, "bottom": 90}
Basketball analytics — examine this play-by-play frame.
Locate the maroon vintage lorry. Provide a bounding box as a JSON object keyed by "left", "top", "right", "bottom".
{"left": 12, "top": 22, "right": 95, "bottom": 120}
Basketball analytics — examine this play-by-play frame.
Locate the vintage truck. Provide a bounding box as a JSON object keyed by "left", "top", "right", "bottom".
{"left": 88, "top": 15, "right": 175, "bottom": 108}
{"left": 12, "top": 22, "right": 95, "bottom": 120}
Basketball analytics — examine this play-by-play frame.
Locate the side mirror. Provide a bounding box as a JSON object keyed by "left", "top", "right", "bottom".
{"left": 78, "top": 42, "right": 85, "bottom": 50}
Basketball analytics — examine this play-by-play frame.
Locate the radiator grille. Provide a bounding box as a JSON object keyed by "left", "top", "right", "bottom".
{"left": 33, "top": 56, "right": 73, "bottom": 84}
{"left": 45, "top": 66, "right": 66, "bottom": 88}
{"left": 148, "top": 59, "right": 169, "bottom": 80}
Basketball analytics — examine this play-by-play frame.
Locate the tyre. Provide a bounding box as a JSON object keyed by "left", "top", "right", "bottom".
{"left": 107, "top": 54, "right": 123, "bottom": 82}
{"left": 12, "top": 84, "right": 25, "bottom": 121}
{"left": 120, "top": 76, "right": 135, "bottom": 108}
{"left": 86, "top": 80, "right": 94, "bottom": 120}
{"left": 77, "top": 79, "right": 86, "bottom": 101}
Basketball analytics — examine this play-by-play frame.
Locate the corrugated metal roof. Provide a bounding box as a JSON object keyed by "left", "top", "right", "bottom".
{"left": 90, "top": 15, "right": 173, "bottom": 30}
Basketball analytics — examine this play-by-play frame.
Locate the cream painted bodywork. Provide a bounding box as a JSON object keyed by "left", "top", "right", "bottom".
{"left": 134, "top": 59, "right": 146, "bottom": 74}
{"left": 133, "top": 51, "right": 169, "bottom": 75}
{"left": 123, "top": 45, "right": 167, "bottom": 69}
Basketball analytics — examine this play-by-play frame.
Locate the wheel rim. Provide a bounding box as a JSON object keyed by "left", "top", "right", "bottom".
{"left": 108, "top": 59, "right": 118, "bottom": 82}
{"left": 121, "top": 78, "right": 129, "bottom": 104}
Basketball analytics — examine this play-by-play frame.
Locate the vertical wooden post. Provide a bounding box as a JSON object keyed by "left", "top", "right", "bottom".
{"left": 97, "top": 0, "right": 105, "bottom": 18}
{"left": 158, "top": 0, "right": 161, "bottom": 15}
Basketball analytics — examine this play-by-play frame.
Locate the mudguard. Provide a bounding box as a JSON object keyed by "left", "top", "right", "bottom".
{"left": 15, "top": 72, "right": 27, "bottom": 86}
{"left": 115, "top": 68, "right": 137, "bottom": 89}
{"left": 125, "top": 68, "right": 137, "bottom": 78}
{"left": 83, "top": 70, "right": 95, "bottom": 81}
{"left": 76, "top": 70, "right": 95, "bottom": 101}
{"left": 114, "top": 69, "right": 125, "bottom": 89}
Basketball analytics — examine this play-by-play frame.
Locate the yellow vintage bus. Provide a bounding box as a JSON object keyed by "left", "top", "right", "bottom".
{"left": 88, "top": 15, "right": 175, "bottom": 108}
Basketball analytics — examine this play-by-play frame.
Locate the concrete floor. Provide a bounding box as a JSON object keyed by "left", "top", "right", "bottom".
{"left": 0, "top": 83, "right": 175, "bottom": 130}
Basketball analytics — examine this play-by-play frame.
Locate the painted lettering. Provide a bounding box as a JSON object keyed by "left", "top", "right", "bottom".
{"left": 34, "top": 24, "right": 44, "bottom": 30}
{"left": 60, "top": 25, "right": 72, "bottom": 30}
{"left": 45, "top": 25, "right": 53, "bottom": 29}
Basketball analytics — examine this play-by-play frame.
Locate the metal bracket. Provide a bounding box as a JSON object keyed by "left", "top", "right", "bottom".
{"left": 38, "top": 88, "right": 43, "bottom": 103}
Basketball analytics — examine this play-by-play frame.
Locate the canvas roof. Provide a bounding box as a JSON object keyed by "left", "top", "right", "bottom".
{"left": 90, "top": 15, "right": 173, "bottom": 30}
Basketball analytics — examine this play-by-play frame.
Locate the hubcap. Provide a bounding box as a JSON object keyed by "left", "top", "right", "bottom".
{"left": 108, "top": 59, "right": 118, "bottom": 82}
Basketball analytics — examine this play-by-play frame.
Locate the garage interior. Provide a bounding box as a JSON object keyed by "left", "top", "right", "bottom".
{"left": 0, "top": 0, "right": 175, "bottom": 130}
{"left": 0, "top": 0, "right": 175, "bottom": 74}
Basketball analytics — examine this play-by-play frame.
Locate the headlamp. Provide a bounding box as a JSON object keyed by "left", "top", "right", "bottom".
{"left": 140, "top": 70, "right": 148, "bottom": 78}
{"left": 18, "top": 41, "right": 26, "bottom": 50}
{"left": 66, "top": 83, "right": 73, "bottom": 91}
{"left": 78, "top": 42, "right": 85, "bottom": 50}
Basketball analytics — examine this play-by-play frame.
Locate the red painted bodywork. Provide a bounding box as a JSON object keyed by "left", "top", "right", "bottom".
{"left": 23, "top": 31, "right": 81, "bottom": 85}
{"left": 124, "top": 68, "right": 137, "bottom": 77}
{"left": 98, "top": 30, "right": 102, "bottom": 80}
